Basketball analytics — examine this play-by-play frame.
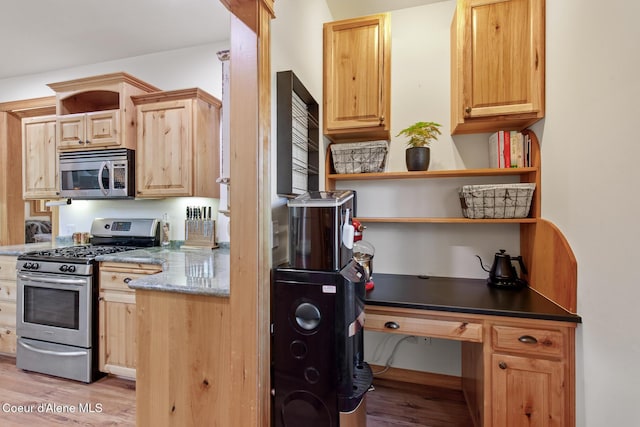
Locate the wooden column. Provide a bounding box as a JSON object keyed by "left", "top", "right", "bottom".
{"left": 0, "top": 97, "right": 56, "bottom": 245}
{"left": 222, "top": 1, "right": 274, "bottom": 426}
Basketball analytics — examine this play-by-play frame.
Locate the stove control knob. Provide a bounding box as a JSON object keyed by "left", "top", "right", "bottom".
{"left": 25, "top": 262, "right": 39, "bottom": 270}
{"left": 68, "top": 265, "right": 76, "bottom": 273}
{"left": 59, "top": 265, "right": 68, "bottom": 272}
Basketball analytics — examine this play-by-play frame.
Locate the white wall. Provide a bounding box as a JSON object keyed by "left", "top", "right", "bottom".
{"left": 540, "top": 1, "right": 640, "bottom": 425}
{"left": 0, "top": 41, "right": 229, "bottom": 241}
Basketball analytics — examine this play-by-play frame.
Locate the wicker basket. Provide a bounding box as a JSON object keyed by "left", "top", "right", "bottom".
{"left": 330, "top": 141, "right": 388, "bottom": 174}
{"left": 459, "top": 183, "right": 536, "bottom": 219}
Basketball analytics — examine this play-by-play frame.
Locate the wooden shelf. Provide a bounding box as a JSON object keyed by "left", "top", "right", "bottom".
{"left": 327, "top": 167, "right": 537, "bottom": 183}
{"left": 355, "top": 217, "right": 537, "bottom": 224}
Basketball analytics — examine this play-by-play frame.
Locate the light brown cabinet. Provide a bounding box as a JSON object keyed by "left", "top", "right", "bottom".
{"left": 323, "top": 13, "right": 391, "bottom": 142}
{"left": 98, "top": 262, "right": 162, "bottom": 379}
{"left": 451, "top": 0, "right": 545, "bottom": 134}
{"left": 367, "top": 305, "right": 576, "bottom": 427}
{"left": 48, "top": 72, "right": 160, "bottom": 151}
{"left": 57, "top": 110, "right": 120, "bottom": 149}
{"left": 22, "top": 115, "right": 58, "bottom": 199}
{"left": 485, "top": 321, "right": 572, "bottom": 427}
{"left": 0, "top": 255, "right": 18, "bottom": 355}
{"left": 132, "top": 88, "right": 221, "bottom": 198}
{"left": 136, "top": 289, "right": 231, "bottom": 426}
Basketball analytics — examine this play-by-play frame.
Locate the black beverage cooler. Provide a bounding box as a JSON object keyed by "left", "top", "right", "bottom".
{"left": 272, "top": 190, "right": 372, "bottom": 427}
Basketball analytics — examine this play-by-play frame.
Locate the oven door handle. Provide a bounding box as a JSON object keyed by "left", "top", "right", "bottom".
{"left": 18, "top": 340, "right": 86, "bottom": 357}
{"left": 17, "top": 273, "right": 88, "bottom": 286}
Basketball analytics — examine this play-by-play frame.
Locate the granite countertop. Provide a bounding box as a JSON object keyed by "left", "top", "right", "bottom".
{"left": 0, "top": 241, "right": 59, "bottom": 256}
{"left": 367, "top": 273, "right": 582, "bottom": 323}
{"left": 96, "top": 246, "right": 230, "bottom": 297}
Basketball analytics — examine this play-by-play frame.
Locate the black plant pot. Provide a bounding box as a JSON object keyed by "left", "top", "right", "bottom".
{"left": 405, "top": 147, "right": 430, "bottom": 171}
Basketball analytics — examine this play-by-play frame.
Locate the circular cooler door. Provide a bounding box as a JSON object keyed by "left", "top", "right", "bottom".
{"left": 281, "top": 391, "right": 333, "bottom": 427}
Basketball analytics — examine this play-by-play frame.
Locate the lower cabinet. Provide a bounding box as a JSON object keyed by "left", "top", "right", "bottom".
{"left": 0, "top": 255, "right": 17, "bottom": 355}
{"left": 491, "top": 353, "right": 565, "bottom": 426}
{"left": 98, "top": 262, "right": 161, "bottom": 379}
{"left": 366, "top": 306, "right": 576, "bottom": 427}
{"left": 135, "top": 289, "right": 231, "bottom": 426}
{"left": 485, "top": 322, "right": 573, "bottom": 427}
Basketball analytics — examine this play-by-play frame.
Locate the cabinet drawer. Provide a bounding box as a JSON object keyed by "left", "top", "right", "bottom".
{"left": 0, "top": 257, "right": 17, "bottom": 281}
{"left": 492, "top": 325, "right": 565, "bottom": 357}
{"left": 0, "top": 280, "right": 16, "bottom": 301}
{"left": 366, "top": 313, "right": 483, "bottom": 342}
{"left": 100, "top": 271, "right": 150, "bottom": 292}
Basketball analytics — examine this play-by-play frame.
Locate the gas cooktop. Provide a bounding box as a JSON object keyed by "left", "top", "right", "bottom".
{"left": 18, "top": 245, "right": 140, "bottom": 263}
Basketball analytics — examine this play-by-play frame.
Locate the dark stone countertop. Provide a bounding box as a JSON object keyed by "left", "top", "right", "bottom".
{"left": 366, "top": 273, "right": 581, "bottom": 323}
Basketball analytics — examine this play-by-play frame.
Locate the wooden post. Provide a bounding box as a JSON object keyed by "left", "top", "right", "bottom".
{"left": 222, "top": 1, "right": 274, "bottom": 426}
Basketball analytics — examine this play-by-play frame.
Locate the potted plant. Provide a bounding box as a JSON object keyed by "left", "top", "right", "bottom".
{"left": 396, "top": 121, "right": 442, "bottom": 171}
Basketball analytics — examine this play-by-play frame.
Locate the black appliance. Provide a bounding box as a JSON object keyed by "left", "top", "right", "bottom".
{"left": 288, "top": 190, "right": 355, "bottom": 271}
{"left": 272, "top": 190, "right": 371, "bottom": 426}
{"left": 16, "top": 218, "right": 160, "bottom": 383}
{"left": 478, "top": 249, "right": 528, "bottom": 289}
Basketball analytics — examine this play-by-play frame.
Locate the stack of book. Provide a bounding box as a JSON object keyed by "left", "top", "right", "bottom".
{"left": 488, "top": 130, "right": 533, "bottom": 168}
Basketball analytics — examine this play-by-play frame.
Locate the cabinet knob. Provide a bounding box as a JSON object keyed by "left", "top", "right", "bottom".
{"left": 78, "top": 139, "right": 83, "bottom": 144}
{"left": 465, "top": 107, "right": 472, "bottom": 114}
{"left": 518, "top": 335, "right": 538, "bottom": 344}
{"left": 498, "top": 361, "right": 507, "bottom": 370}
{"left": 86, "top": 139, "right": 91, "bottom": 144}
{"left": 384, "top": 321, "right": 400, "bottom": 330}
{"left": 123, "top": 277, "right": 132, "bottom": 284}
{"left": 379, "top": 115, "right": 385, "bottom": 124}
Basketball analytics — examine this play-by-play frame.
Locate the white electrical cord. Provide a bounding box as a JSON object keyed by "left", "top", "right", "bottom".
{"left": 371, "top": 335, "right": 415, "bottom": 376}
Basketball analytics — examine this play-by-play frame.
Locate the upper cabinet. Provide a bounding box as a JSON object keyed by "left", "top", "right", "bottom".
{"left": 47, "top": 72, "right": 160, "bottom": 151}
{"left": 323, "top": 14, "right": 391, "bottom": 142}
{"left": 132, "top": 88, "right": 221, "bottom": 198}
{"left": 22, "top": 115, "right": 58, "bottom": 199}
{"left": 451, "top": 0, "right": 545, "bottom": 135}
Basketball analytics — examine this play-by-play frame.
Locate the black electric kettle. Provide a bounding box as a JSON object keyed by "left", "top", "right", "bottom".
{"left": 477, "top": 249, "right": 528, "bottom": 289}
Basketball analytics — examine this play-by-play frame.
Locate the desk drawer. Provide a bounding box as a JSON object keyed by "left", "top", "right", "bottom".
{"left": 492, "top": 325, "right": 565, "bottom": 357}
{"left": 366, "top": 313, "right": 483, "bottom": 342}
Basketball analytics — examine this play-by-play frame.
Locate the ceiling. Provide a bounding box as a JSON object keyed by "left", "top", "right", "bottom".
{"left": 0, "top": 0, "right": 443, "bottom": 81}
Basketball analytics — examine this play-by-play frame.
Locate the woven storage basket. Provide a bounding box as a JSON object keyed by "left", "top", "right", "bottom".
{"left": 330, "top": 141, "right": 388, "bottom": 174}
{"left": 459, "top": 183, "right": 536, "bottom": 219}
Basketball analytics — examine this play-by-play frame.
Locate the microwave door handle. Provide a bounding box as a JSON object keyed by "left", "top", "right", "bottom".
{"left": 98, "top": 161, "right": 109, "bottom": 196}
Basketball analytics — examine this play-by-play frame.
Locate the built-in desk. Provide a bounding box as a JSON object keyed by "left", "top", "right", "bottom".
{"left": 364, "top": 273, "right": 581, "bottom": 427}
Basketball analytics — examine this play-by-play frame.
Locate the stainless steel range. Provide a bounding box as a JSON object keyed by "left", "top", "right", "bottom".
{"left": 16, "top": 218, "right": 160, "bottom": 383}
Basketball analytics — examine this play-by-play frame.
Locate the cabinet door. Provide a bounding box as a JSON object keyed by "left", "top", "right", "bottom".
{"left": 98, "top": 291, "right": 137, "bottom": 379}
{"left": 452, "top": 0, "right": 545, "bottom": 134}
{"left": 22, "top": 115, "right": 58, "bottom": 199}
{"left": 136, "top": 100, "right": 193, "bottom": 197}
{"left": 324, "top": 14, "right": 390, "bottom": 140}
{"left": 57, "top": 113, "right": 87, "bottom": 149}
{"left": 491, "top": 353, "right": 565, "bottom": 427}
{"left": 85, "top": 110, "right": 120, "bottom": 148}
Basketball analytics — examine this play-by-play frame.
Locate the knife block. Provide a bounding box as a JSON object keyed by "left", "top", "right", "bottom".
{"left": 183, "top": 219, "right": 218, "bottom": 249}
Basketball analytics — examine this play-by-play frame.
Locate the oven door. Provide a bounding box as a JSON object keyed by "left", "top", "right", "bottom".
{"left": 16, "top": 272, "right": 91, "bottom": 348}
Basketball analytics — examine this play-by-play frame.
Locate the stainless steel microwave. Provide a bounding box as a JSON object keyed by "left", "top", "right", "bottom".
{"left": 59, "top": 148, "right": 135, "bottom": 199}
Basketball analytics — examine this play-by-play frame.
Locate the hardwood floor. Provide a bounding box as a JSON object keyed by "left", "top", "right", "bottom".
{"left": 366, "top": 379, "right": 474, "bottom": 427}
{"left": 0, "top": 356, "right": 472, "bottom": 426}
{"left": 0, "top": 355, "right": 135, "bottom": 426}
